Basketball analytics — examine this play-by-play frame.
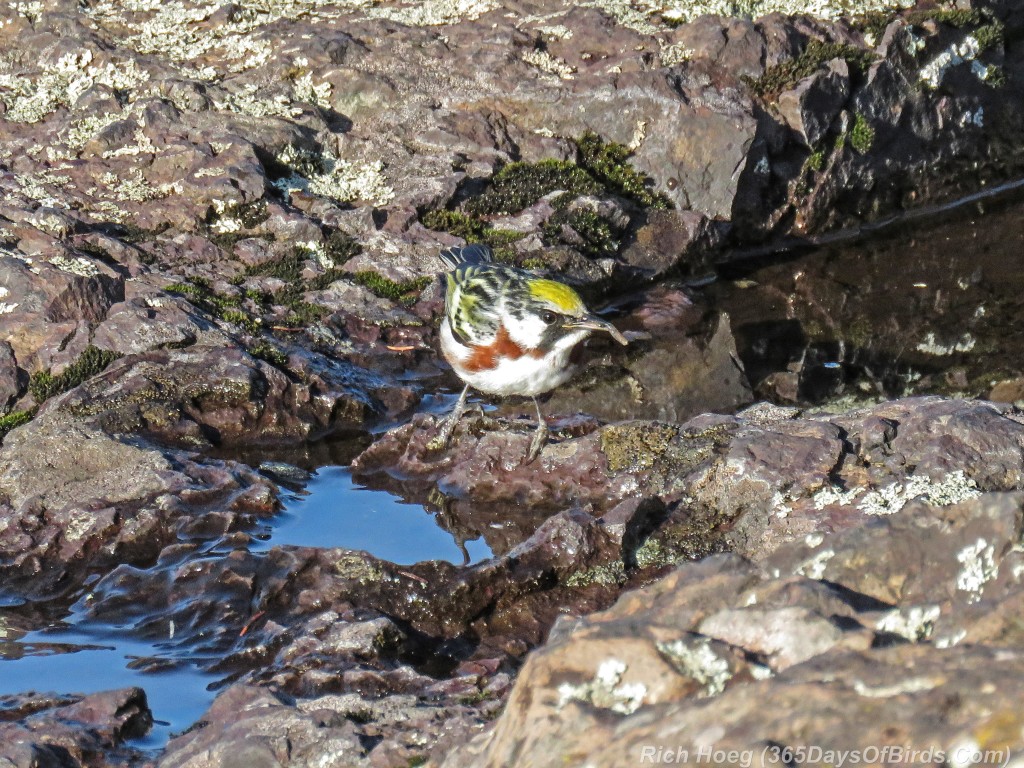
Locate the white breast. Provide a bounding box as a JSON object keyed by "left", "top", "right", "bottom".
{"left": 439, "top": 318, "right": 587, "bottom": 397}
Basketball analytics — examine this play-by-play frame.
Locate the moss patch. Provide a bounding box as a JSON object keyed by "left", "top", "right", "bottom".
{"left": 0, "top": 409, "right": 33, "bottom": 439}
{"left": 247, "top": 340, "right": 288, "bottom": 368}
{"left": 745, "top": 39, "right": 876, "bottom": 101}
{"left": 426, "top": 132, "right": 665, "bottom": 263}
{"left": 167, "top": 278, "right": 261, "bottom": 333}
{"left": 849, "top": 113, "right": 875, "bottom": 154}
{"left": 575, "top": 131, "right": 669, "bottom": 209}
{"left": 353, "top": 271, "right": 432, "bottom": 306}
{"left": 29, "top": 346, "right": 122, "bottom": 403}
{"left": 465, "top": 159, "right": 600, "bottom": 216}
{"left": 542, "top": 206, "right": 620, "bottom": 259}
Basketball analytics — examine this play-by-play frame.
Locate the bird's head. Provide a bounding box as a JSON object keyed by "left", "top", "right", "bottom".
{"left": 503, "top": 277, "right": 628, "bottom": 353}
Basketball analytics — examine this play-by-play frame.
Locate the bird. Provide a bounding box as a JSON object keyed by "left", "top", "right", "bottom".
{"left": 430, "top": 243, "right": 628, "bottom": 461}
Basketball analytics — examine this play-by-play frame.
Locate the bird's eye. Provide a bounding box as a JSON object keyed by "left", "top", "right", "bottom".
{"left": 541, "top": 310, "right": 559, "bottom": 325}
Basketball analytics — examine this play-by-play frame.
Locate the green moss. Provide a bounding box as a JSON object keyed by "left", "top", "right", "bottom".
{"left": 745, "top": 39, "right": 876, "bottom": 101}
{"left": 542, "top": 206, "right": 620, "bottom": 259}
{"left": 806, "top": 149, "right": 826, "bottom": 172}
{"left": 245, "top": 250, "right": 306, "bottom": 282}
{"left": 565, "top": 560, "right": 626, "bottom": 587}
{"left": 600, "top": 422, "right": 680, "bottom": 473}
{"left": 974, "top": 21, "right": 1005, "bottom": 52}
{"left": 907, "top": 8, "right": 982, "bottom": 28}
{"left": 324, "top": 229, "right": 361, "bottom": 266}
{"left": 281, "top": 301, "right": 328, "bottom": 327}
{"left": 167, "top": 279, "right": 259, "bottom": 332}
{"left": 247, "top": 341, "right": 288, "bottom": 367}
{"left": 574, "top": 131, "right": 669, "bottom": 209}
{"left": 420, "top": 209, "right": 526, "bottom": 250}
{"left": 353, "top": 271, "right": 432, "bottom": 306}
{"left": 465, "top": 159, "right": 601, "bottom": 216}
{"left": 0, "top": 409, "right": 33, "bottom": 439}
{"left": 985, "top": 65, "right": 1007, "bottom": 88}
{"left": 849, "top": 113, "right": 875, "bottom": 154}
{"left": 29, "top": 346, "right": 122, "bottom": 403}
{"left": 852, "top": 10, "right": 896, "bottom": 43}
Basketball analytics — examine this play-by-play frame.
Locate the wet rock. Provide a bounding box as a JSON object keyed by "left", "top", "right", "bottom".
{"left": 56, "top": 342, "right": 385, "bottom": 448}
{"left": 541, "top": 301, "right": 753, "bottom": 423}
{"left": 0, "top": 687, "right": 151, "bottom": 767}
{"left": 0, "top": 409, "right": 277, "bottom": 598}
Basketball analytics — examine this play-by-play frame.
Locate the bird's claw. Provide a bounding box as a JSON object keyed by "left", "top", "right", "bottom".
{"left": 526, "top": 420, "right": 549, "bottom": 463}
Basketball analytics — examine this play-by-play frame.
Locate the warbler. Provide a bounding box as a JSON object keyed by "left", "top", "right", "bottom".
{"left": 431, "top": 243, "right": 628, "bottom": 461}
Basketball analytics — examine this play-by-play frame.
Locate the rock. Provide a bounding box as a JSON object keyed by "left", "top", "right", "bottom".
{"left": 0, "top": 340, "right": 24, "bottom": 410}
{"left": 777, "top": 58, "right": 850, "bottom": 148}
{"left": 0, "top": 687, "right": 152, "bottom": 767}
{"left": 443, "top": 493, "right": 1024, "bottom": 768}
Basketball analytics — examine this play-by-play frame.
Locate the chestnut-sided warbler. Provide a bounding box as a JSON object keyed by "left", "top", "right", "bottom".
{"left": 430, "top": 243, "right": 628, "bottom": 461}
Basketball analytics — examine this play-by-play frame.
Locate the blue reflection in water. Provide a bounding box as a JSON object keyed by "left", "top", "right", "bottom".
{"left": 0, "top": 621, "right": 217, "bottom": 751}
{"left": 263, "top": 465, "right": 492, "bottom": 566}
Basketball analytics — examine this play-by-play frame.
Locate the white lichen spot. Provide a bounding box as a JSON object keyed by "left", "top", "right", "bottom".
{"left": 274, "top": 145, "right": 394, "bottom": 206}
{"left": 213, "top": 83, "right": 302, "bottom": 118}
{"left": 875, "top": 604, "right": 940, "bottom": 641}
{"left": 293, "top": 72, "right": 333, "bottom": 107}
{"left": 49, "top": 255, "right": 101, "bottom": 277}
{"left": 535, "top": 23, "right": 573, "bottom": 40}
{"left": 0, "top": 49, "right": 149, "bottom": 123}
{"left": 657, "top": 637, "right": 732, "bottom": 697}
{"left": 556, "top": 658, "right": 647, "bottom": 715}
{"left": 584, "top": 0, "right": 914, "bottom": 34}
{"left": 211, "top": 217, "right": 242, "bottom": 234}
{"left": 364, "top": 0, "right": 499, "bottom": 26}
{"left": 956, "top": 537, "right": 998, "bottom": 603}
{"left": 811, "top": 483, "right": 865, "bottom": 509}
{"left": 0, "top": 302, "right": 18, "bottom": 314}
{"left": 852, "top": 676, "right": 936, "bottom": 698}
{"left": 857, "top": 471, "right": 980, "bottom": 516}
{"left": 660, "top": 41, "right": 695, "bottom": 67}
{"left": 796, "top": 548, "right": 834, "bottom": 580}
{"left": 934, "top": 628, "right": 967, "bottom": 649}
{"left": 296, "top": 239, "right": 333, "bottom": 269}
{"left": 522, "top": 49, "right": 576, "bottom": 79}
{"left": 102, "top": 127, "right": 157, "bottom": 158}
{"left": 64, "top": 112, "right": 124, "bottom": 150}
{"left": 920, "top": 35, "right": 983, "bottom": 89}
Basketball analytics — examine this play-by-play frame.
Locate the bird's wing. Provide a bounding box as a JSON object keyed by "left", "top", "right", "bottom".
{"left": 445, "top": 264, "right": 505, "bottom": 345}
{"left": 439, "top": 243, "right": 494, "bottom": 270}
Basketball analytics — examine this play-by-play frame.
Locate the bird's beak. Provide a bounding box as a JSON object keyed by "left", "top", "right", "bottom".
{"left": 564, "top": 315, "right": 629, "bottom": 345}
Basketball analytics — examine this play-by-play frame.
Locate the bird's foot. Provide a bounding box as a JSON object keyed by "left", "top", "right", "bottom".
{"left": 526, "top": 419, "right": 549, "bottom": 463}
{"left": 427, "top": 414, "right": 458, "bottom": 452}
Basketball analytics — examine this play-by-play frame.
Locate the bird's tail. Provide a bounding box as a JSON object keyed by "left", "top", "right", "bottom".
{"left": 439, "top": 243, "right": 494, "bottom": 270}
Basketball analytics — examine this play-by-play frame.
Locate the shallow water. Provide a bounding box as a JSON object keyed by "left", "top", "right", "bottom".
{"left": 0, "top": 464, "right": 491, "bottom": 750}
{"left": 709, "top": 185, "right": 1024, "bottom": 403}
{"left": 4, "top": 185, "right": 1024, "bottom": 754}
{"left": 258, "top": 465, "right": 493, "bottom": 565}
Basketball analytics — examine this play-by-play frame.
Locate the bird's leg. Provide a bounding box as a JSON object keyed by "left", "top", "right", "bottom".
{"left": 527, "top": 396, "right": 549, "bottom": 462}
{"left": 428, "top": 384, "right": 470, "bottom": 451}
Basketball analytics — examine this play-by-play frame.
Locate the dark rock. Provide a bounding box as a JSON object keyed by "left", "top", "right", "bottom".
{"left": 777, "top": 58, "right": 850, "bottom": 148}
{"left": 0, "top": 340, "right": 25, "bottom": 410}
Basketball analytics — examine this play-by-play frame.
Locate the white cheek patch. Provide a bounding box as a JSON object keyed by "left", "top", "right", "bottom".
{"left": 503, "top": 313, "right": 548, "bottom": 349}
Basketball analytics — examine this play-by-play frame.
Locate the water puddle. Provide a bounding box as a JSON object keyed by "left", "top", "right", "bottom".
{"left": 258, "top": 465, "right": 494, "bottom": 566}
{"left": 0, "top": 606, "right": 217, "bottom": 750}
{"left": 708, "top": 186, "right": 1024, "bottom": 403}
